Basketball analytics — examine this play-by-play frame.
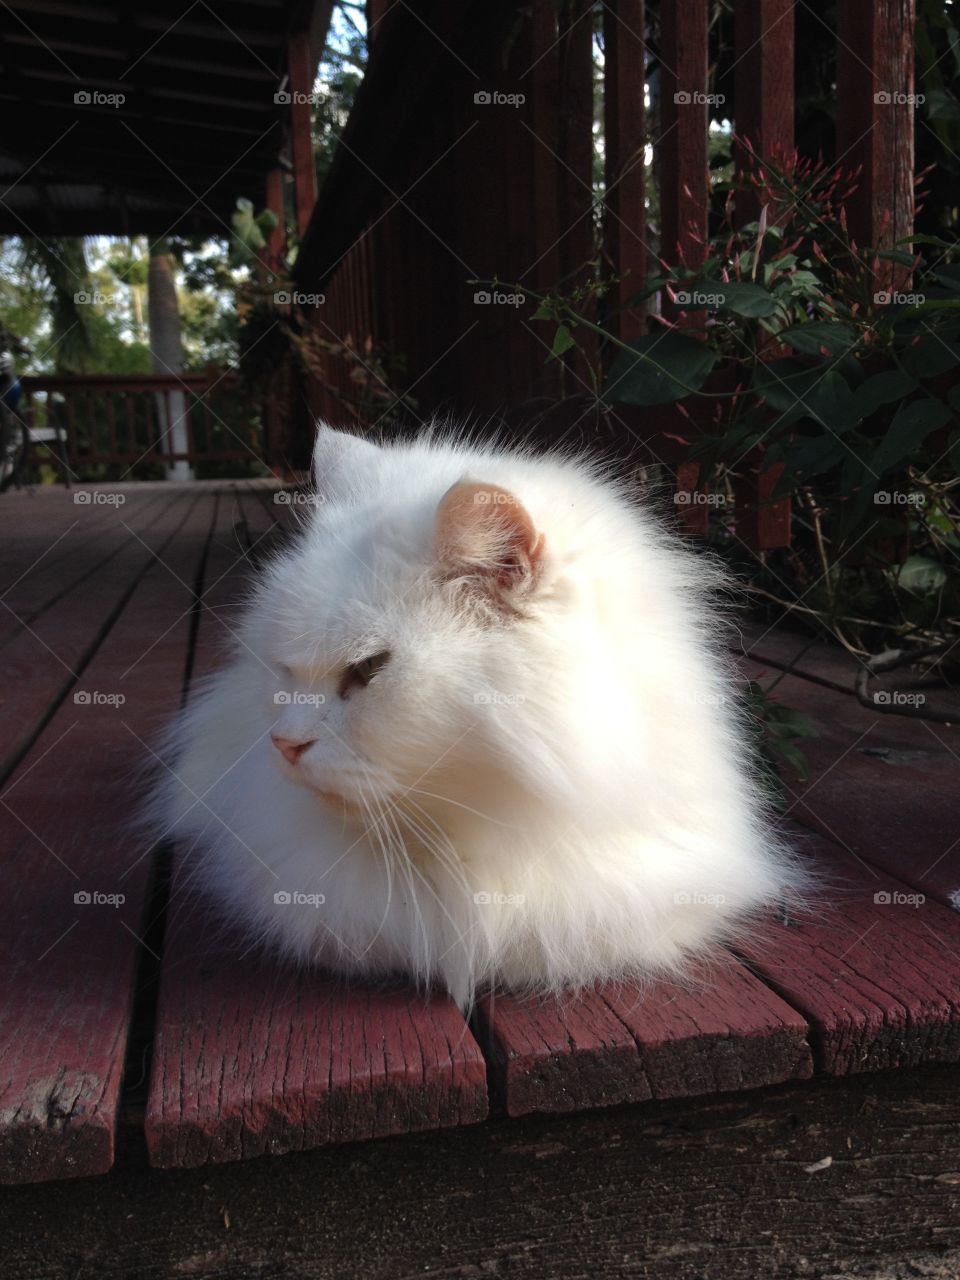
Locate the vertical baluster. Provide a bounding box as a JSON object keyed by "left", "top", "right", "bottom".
{"left": 603, "top": 0, "right": 647, "bottom": 345}
{"left": 733, "top": 0, "right": 796, "bottom": 550}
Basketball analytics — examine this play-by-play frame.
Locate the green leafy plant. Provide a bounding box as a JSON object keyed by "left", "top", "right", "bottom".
{"left": 520, "top": 144, "right": 960, "bottom": 677}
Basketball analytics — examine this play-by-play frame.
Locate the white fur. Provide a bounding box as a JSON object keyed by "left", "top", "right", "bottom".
{"left": 147, "top": 424, "right": 806, "bottom": 1010}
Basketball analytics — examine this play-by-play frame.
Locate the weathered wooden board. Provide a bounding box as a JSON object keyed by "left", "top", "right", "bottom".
{"left": 476, "top": 953, "right": 812, "bottom": 1118}
{"left": 744, "top": 662, "right": 960, "bottom": 908}
{"left": 739, "top": 830, "right": 960, "bottom": 1075}
{"left": 145, "top": 489, "right": 487, "bottom": 1168}
{"left": 0, "top": 486, "right": 169, "bottom": 647}
{"left": 8, "top": 1064, "right": 960, "bottom": 1280}
{"left": 0, "top": 495, "right": 214, "bottom": 1183}
{"left": 0, "top": 490, "right": 196, "bottom": 781}
{"left": 735, "top": 623, "right": 860, "bottom": 693}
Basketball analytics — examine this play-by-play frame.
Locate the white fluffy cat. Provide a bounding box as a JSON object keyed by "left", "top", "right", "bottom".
{"left": 150, "top": 424, "right": 805, "bottom": 1010}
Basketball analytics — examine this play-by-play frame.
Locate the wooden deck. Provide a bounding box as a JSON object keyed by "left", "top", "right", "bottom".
{"left": 0, "top": 482, "right": 958, "bottom": 1196}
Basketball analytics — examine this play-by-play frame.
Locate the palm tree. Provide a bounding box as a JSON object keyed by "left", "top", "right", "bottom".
{"left": 147, "top": 241, "right": 192, "bottom": 481}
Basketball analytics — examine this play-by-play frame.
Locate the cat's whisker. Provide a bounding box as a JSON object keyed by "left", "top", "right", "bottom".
{"left": 367, "top": 781, "right": 433, "bottom": 975}
{"left": 353, "top": 776, "right": 398, "bottom": 958}
{"left": 393, "top": 795, "right": 473, "bottom": 897}
{"left": 401, "top": 785, "right": 519, "bottom": 829}
{"left": 389, "top": 802, "right": 476, "bottom": 932}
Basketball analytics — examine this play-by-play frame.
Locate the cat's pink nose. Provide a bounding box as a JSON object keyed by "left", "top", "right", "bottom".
{"left": 271, "top": 734, "right": 316, "bottom": 767}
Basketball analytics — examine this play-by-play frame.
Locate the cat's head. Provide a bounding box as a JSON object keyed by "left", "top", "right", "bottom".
{"left": 240, "top": 424, "right": 641, "bottom": 832}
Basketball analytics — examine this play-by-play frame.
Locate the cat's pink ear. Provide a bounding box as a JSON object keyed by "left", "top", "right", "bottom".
{"left": 312, "top": 423, "right": 380, "bottom": 498}
{"left": 434, "top": 481, "right": 546, "bottom": 599}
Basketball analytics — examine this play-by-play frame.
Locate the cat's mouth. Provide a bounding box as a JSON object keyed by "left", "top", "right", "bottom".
{"left": 310, "top": 786, "right": 361, "bottom": 815}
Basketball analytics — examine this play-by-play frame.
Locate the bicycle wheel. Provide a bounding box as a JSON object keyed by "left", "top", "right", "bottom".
{"left": 0, "top": 407, "right": 29, "bottom": 492}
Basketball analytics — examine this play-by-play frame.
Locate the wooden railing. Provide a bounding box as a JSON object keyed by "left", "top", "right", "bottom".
{"left": 290, "top": 0, "right": 919, "bottom": 550}
{"left": 21, "top": 370, "right": 266, "bottom": 474}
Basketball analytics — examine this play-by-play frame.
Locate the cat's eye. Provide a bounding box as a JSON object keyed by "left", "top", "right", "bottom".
{"left": 338, "top": 650, "right": 391, "bottom": 700}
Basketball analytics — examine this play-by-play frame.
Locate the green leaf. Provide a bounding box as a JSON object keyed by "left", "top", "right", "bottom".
{"left": 604, "top": 332, "right": 719, "bottom": 406}
{"left": 549, "top": 324, "right": 576, "bottom": 359}
{"left": 894, "top": 233, "right": 959, "bottom": 250}
{"left": 690, "top": 279, "right": 780, "bottom": 318}
{"left": 777, "top": 322, "right": 860, "bottom": 357}
{"left": 899, "top": 334, "right": 960, "bottom": 378}
{"left": 778, "top": 433, "right": 847, "bottom": 486}
{"left": 530, "top": 301, "right": 554, "bottom": 322}
{"left": 924, "top": 87, "right": 960, "bottom": 121}
{"left": 866, "top": 248, "right": 916, "bottom": 267}
{"left": 930, "top": 264, "right": 960, "bottom": 293}
{"left": 896, "top": 233, "right": 958, "bottom": 249}
{"left": 894, "top": 554, "right": 948, "bottom": 595}
{"left": 753, "top": 360, "right": 861, "bottom": 431}
{"left": 624, "top": 276, "right": 671, "bottom": 305}
{"left": 871, "top": 397, "right": 952, "bottom": 474}
{"left": 853, "top": 369, "right": 918, "bottom": 419}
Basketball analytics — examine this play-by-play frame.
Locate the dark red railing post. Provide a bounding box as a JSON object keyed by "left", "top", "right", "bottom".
{"left": 837, "top": 0, "right": 917, "bottom": 292}
{"left": 733, "top": 0, "right": 795, "bottom": 550}
{"left": 734, "top": 0, "right": 794, "bottom": 225}
{"left": 556, "top": 0, "right": 598, "bottom": 389}
{"left": 264, "top": 166, "right": 286, "bottom": 273}
{"left": 288, "top": 30, "right": 319, "bottom": 242}
{"left": 659, "top": 0, "right": 709, "bottom": 534}
{"left": 659, "top": 0, "right": 709, "bottom": 277}
{"left": 603, "top": 0, "right": 647, "bottom": 345}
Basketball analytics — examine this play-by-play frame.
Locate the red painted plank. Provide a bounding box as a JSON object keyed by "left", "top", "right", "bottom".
{"left": 739, "top": 831, "right": 960, "bottom": 1075}
{"left": 145, "top": 494, "right": 488, "bottom": 1168}
{"left": 0, "top": 493, "right": 214, "bottom": 1183}
{"left": 0, "top": 486, "right": 171, "bottom": 648}
{"left": 734, "top": 623, "right": 860, "bottom": 694}
{"left": 0, "top": 490, "right": 196, "bottom": 780}
{"left": 476, "top": 955, "right": 812, "bottom": 1118}
{"left": 147, "top": 943, "right": 487, "bottom": 1169}
{"left": 743, "top": 662, "right": 960, "bottom": 909}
